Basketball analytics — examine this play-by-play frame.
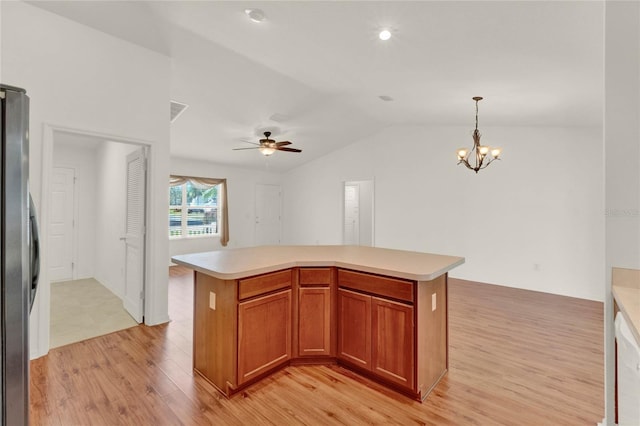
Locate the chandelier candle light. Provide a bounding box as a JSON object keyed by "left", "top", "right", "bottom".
{"left": 456, "top": 97, "right": 502, "bottom": 173}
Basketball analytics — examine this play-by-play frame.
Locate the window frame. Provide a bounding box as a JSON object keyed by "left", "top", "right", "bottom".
{"left": 169, "top": 181, "right": 221, "bottom": 239}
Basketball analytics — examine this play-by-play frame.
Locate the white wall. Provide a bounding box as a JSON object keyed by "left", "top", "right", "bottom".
{"left": 283, "top": 124, "right": 604, "bottom": 302}
{"left": 170, "top": 157, "right": 281, "bottom": 260}
{"left": 52, "top": 138, "right": 98, "bottom": 280}
{"left": 603, "top": 2, "right": 640, "bottom": 424}
{"left": 357, "top": 180, "right": 374, "bottom": 246}
{"left": 94, "top": 142, "right": 139, "bottom": 298}
{"left": 1, "top": 1, "right": 171, "bottom": 358}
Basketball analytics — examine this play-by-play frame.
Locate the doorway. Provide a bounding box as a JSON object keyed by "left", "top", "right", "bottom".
{"left": 343, "top": 180, "right": 374, "bottom": 246}
{"left": 45, "top": 129, "right": 147, "bottom": 348}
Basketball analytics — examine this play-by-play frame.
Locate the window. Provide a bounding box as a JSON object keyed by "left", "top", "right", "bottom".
{"left": 169, "top": 176, "right": 229, "bottom": 245}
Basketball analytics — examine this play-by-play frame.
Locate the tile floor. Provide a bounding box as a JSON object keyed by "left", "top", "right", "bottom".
{"left": 50, "top": 278, "right": 138, "bottom": 348}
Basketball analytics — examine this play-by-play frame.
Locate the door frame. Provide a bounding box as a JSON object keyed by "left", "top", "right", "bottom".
{"left": 36, "top": 123, "right": 153, "bottom": 357}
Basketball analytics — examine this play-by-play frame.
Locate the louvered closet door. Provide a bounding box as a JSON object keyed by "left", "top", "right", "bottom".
{"left": 123, "top": 148, "right": 146, "bottom": 323}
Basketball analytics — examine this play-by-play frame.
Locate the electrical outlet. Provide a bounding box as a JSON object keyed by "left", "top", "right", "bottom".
{"left": 209, "top": 292, "right": 216, "bottom": 310}
{"left": 432, "top": 293, "right": 437, "bottom": 311}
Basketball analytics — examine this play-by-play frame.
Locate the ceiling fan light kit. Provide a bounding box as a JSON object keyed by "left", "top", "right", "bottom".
{"left": 456, "top": 96, "right": 502, "bottom": 173}
{"left": 259, "top": 145, "right": 276, "bottom": 156}
{"left": 233, "top": 131, "right": 302, "bottom": 156}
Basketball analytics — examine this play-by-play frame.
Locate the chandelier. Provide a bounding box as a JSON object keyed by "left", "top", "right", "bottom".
{"left": 456, "top": 97, "right": 502, "bottom": 173}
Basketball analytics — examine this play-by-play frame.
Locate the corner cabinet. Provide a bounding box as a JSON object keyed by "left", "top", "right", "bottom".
{"left": 192, "top": 266, "right": 448, "bottom": 402}
{"left": 296, "top": 267, "right": 335, "bottom": 358}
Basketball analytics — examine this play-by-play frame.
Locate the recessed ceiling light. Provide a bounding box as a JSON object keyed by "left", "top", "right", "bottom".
{"left": 245, "top": 9, "right": 265, "bottom": 23}
{"left": 379, "top": 29, "right": 392, "bottom": 41}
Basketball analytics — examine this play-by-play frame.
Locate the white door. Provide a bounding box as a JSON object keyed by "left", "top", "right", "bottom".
{"left": 123, "top": 148, "right": 146, "bottom": 323}
{"left": 48, "top": 167, "right": 75, "bottom": 281}
{"left": 344, "top": 184, "right": 359, "bottom": 245}
{"left": 255, "top": 184, "right": 281, "bottom": 245}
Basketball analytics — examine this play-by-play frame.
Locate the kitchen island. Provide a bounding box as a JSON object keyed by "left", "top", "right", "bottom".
{"left": 172, "top": 245, "right": 464, "bottom": 401}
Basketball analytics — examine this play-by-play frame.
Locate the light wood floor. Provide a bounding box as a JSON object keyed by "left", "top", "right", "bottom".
{"left": 30, "top": 266, "right": 604, "bottom": 425}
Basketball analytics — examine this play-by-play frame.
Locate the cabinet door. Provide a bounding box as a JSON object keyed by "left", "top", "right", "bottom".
{"left": 299, "top": 287, "right": 331, "bottom": 356}
{"left": 371, "top": 297, "right": 415, "bottom": 390}
{"left": 238, "top": 289, "right": 292, "bottom": 384}
{"left": 337, "top": 289, "right": 371, "bottom": 369}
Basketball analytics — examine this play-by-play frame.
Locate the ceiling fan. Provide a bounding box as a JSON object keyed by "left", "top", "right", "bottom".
{"left": 233, "top": 131, "right": 302, "bottom": 156}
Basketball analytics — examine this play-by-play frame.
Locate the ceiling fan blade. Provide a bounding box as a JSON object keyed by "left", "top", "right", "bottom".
{"left": 277, "top": 147, "right": 302, "bottom": 153}
{"left": 275, "top": 141, "right": 291, "bottom": 146}
{"left": 233, "top": 147, "right": 260, "bottom": 150}
{"left": 240, "top": 140, "right": 260, "bottom": 146}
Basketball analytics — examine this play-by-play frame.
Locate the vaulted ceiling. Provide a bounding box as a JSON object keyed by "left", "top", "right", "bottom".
{"left": 28, "top": 1, "right": 604, "bottom": 172}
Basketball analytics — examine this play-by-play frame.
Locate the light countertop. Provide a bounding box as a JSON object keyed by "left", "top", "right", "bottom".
{"left": 171, "top": 245, "right": 465, "bottom": 282}
{"left": 612, "top": 267, "right": 640, "bottom": 344}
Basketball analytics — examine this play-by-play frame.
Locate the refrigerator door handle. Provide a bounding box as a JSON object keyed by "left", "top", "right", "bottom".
{"left": 29, "top": 193, "right": 40, "bottom": 311}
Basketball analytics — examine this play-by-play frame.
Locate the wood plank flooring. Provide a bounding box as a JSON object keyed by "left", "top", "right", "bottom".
{"left": 30, "top": 267, "right": 604, "bottom": 425}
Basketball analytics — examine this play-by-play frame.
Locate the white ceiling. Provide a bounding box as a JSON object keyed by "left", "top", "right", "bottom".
{"left": 28, "top": 1, "right": 604, "bottom": 172}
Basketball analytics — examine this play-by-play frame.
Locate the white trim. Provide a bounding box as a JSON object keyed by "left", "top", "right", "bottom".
{"left": 36, "top": 123, "right": 158, "bottom": 358}
{"left": 142, "top": 143, "right": 170, "bottom": 326}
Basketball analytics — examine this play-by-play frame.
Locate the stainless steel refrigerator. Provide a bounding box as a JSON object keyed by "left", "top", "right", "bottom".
{"left": 1, "top": 84, "right": 40, "bottom": 425}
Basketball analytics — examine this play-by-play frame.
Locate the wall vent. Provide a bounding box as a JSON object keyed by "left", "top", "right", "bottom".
{"left": 170, "top": 100, "right": 189, "bottom": 123}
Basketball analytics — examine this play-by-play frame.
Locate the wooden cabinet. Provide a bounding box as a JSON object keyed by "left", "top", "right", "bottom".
{"left": 299, "top": 268, "right": 332, "bottom": 286}
{"left": 338, "top": 289, "right": 372, "bottom": 369}
{"left": 238, "top": 289, "right": 292, "bottom": 384}
{"left": 193, "top": 269, "right": 293, "bottom": 395}
{"left": 371, "top": 297, "right": 414, "bottom": 389}
{"left": 338, "top": 269, "right": 414, "bottom": 303}
{"left": 192, "top": 265, "right": 447, "bottom": 402}
{"left": 239, "top": 269, "right": 291, "bottom": 300}
{"left": 296, "top": 267, "right": 334, "bottom": 358}
{"left": 298, "top": 287, "right": 331, "bottom": 356}
{"left": 338, "top": 272, "right": 415, "bottom": 391}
